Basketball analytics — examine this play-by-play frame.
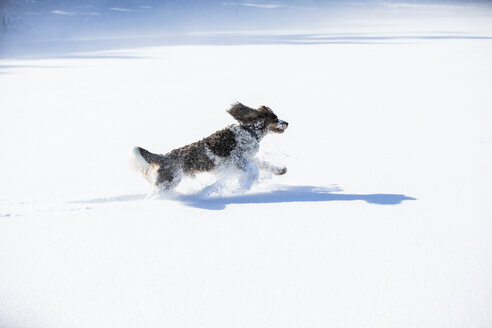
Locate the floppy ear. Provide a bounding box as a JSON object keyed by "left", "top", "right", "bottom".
{"left": 227, "top": 102, "right": 260, "bottom": 123}
{"left": 258, "top": 106, "right": 273, "bottom": 114}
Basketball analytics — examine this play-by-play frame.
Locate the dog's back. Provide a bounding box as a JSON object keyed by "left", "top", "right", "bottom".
{"left": 130, "top": 127, "right": 237, "bottom": 188}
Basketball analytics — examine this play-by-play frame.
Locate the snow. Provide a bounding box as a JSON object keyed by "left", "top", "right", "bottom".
{"left": 1, "top": 4, "right": 492, "bottom": 328}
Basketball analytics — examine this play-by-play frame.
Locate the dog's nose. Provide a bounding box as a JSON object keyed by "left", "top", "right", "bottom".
{"left": 281, "top": 121, "right": 288, "bottom": 127}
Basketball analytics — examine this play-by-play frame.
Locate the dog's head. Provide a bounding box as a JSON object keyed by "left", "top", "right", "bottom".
{"left": 227, "top": 103, "right": 288, "bottom": 134}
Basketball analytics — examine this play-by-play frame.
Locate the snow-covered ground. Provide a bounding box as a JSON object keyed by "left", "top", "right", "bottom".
{"left": 1, "top": 3, "right": 492, "bottom": 328}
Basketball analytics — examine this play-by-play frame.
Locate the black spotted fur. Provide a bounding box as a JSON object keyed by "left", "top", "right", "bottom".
{"left": 133, "top": 102, "right": 288, "bottom": 191}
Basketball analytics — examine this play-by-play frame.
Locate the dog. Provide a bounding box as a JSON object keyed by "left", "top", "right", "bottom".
{"left": 131, "top": 102, "right": 288, "bottom": 193}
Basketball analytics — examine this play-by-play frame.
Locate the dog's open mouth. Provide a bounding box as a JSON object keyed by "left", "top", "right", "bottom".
{"left": 269, "top": 121, "right": 288, "bottom": 134}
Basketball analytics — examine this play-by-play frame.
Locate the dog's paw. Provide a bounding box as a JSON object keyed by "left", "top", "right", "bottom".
{"left": 276, "top": 167, "right": 287, "bottom": 175}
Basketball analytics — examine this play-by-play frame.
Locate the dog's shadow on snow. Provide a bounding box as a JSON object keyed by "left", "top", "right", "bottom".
{"left": 177, "top": 185, "right": 416, "bottom": 210}
{"left": 72, "top": 185, "right": 415, "bottom": 210}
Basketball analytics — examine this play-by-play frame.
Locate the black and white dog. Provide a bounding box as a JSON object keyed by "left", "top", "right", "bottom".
{"left": 131, "top": 103, "right": 288, "bottom": 193}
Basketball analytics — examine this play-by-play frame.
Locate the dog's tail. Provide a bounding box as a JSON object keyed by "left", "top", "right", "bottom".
{"left": 129, "top": 147, "right": 162, "bottom": 184}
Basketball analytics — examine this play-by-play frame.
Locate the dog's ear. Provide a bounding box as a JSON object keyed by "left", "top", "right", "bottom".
{"left": 227, "top": 102, "right": 261, "bottom": 124}
{"left": 258, "top": 106, "right": 273, "bottom": 114}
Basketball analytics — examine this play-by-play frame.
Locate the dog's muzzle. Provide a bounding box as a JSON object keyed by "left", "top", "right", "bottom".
{"left": 275, "top": 120, "right": 288, "bottom": 133}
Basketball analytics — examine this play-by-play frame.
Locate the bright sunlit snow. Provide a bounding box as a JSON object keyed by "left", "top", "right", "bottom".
{"left": 1, "top": 1, "right": 492, "bottom": 327}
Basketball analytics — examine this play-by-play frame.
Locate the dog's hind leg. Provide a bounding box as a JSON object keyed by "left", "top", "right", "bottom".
{"left": 155, "top": 166, "right": 182, "bottom": 193}
{"left": 145, "top": 187, "right": 161, "bottom": 200}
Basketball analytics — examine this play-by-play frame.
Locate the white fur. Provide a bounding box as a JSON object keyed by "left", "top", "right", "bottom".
{"left": 129, "top": 147, "right": 159, "bottom": 184}
{"left": 230, "top": 125, "right": 260, "bottom": 161}
{"left": 204, "top": 145, "right": 223, "bottom": 166}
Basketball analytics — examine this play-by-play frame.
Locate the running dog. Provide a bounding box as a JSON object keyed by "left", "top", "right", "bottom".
{"left": 131, "top": 102, "right": 288, "bottom": 193}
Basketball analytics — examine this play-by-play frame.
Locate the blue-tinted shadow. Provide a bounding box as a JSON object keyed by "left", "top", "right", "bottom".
{"left": 70, "top": 193, "right": 146, "bottom": 204}
{"left": 176, "top": 185, "right": 416, "bottom": 210}
{"left": 2, "top": 33, "right": 492, "bottom": 60}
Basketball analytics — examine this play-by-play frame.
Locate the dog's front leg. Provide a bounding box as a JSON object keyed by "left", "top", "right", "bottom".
{"left": 237, "top": 158, "right": 259, "bottom": 192}
{"left": 254, "top": 159, "right": 287, "bottom": 175}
